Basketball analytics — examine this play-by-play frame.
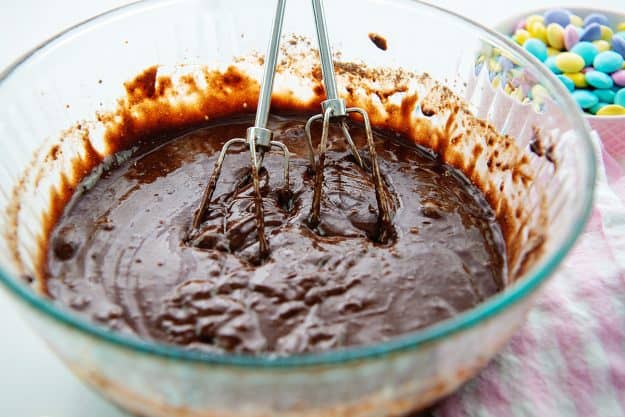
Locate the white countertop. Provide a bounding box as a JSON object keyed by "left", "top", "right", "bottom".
{"left": 0, "top": 0, "right": 622, "bottom": 415}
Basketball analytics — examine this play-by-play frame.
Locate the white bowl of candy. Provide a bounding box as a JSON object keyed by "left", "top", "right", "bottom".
{"left": 495, "top": 7, "right": 625, "bottom": 164}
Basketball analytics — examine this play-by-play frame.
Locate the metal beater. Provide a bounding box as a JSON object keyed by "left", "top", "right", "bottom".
{"left": 192, "top": 0, "right": 290, "bottom": 260}
{"left": 305, "top": 0, "right": 394, "bottom": 242}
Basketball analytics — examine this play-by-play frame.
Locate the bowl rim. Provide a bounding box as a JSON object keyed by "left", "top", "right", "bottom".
{"left": 0, "top": 0, "right": 596, "bottom": 368}
{"left": 494, "top": 6, "right": 625, "bottom": 120}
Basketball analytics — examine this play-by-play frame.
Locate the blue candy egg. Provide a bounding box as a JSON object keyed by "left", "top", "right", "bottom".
{"left": 572, "top": 89, "right": 599, "bottom": 109}
{"left": 594, "top": 51, "right": 625, "bottom": 73}
{"left": 524, "top": 38, "right": 548, "bottom": 62}
{"left": 571, "top": 41, "right": 599, "bottom": 66}
{"left": 557, "top": 74, "right": 575, "bottom": 92}
{"left": 615, "top": 88, "right": 625, "bottom": 107}
{"left": 589, "top": 102, "right": 608, "bottom": 115}
{"left": 583, "top": 13, "right": 609, "bottom": 27}
{"left": 585, "top": 71, "right": 614, "bottom": 89}
{"left": 579, "top": 23, "right": 602, "bottom": 42}
{"left": 612, "top": 36, "right": 625, "bottom": 59}
{"left": 544, "top": 9, "right": 570, "bottom": 27}
{"left": 594, "top": 89, "right": 616, "bottom": 103}
{"left": 545, "top": 56, "right": 562, "bottom": 74}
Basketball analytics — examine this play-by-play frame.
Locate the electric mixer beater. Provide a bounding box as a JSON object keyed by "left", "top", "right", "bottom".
{"left": 191, "top": 0, "right": 290, "bottom": 260}
{"left": 305, "top": 0, "right": 394, "bottom": 242}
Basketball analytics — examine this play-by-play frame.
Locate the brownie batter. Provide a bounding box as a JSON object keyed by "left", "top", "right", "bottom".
{"left": 46, "top": 113, "right": 505, "bottom": 355}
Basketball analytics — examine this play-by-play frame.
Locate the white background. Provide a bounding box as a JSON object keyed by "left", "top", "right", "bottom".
{"left": 0, "top": 0, "right": 622, "bottom": 416}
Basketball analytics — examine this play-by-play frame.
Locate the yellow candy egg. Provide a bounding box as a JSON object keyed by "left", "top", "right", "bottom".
{"left": 593, "top": 40, "right": 611, "bottom": 52}
{"left": 489, "top": 59, "right": 502, "bottom": 72}
{"left": 526, "top": 14, "right": 545, "bottom": 28}
{"left": 600, "top": 25, "right": 613, "bottom": 41}
{"left": 530, "top": 84, "right": 550, "bottom": 101}
{"left": 514, "top": 29, "right": 530, "bottom": 45}
{"left": 547, "top": 47, "right": 560, "bottom": 57}
{"left": 555, "top": 53, "right": 585, "bottom": 73}
{"left": 546, "top": 23, "right": 565, "bottom": 50}
{"left": 569, "top": 15, "right": 583, "bottom": 27}
{"left": 563, "top": 72, "right": 588, "bottom": 88}
{"left": 596, "top": 104, "right": 625, "bottom": 116}
{"left": 528, "top": 21, "right": 548, "bottom": 44}
{"left": 617, "top": 22, "right": 625, "bottom": 32}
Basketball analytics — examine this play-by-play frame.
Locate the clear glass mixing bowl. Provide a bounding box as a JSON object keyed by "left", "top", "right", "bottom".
{"left": 0, "top": 0, "right": 595, "bottom": 416}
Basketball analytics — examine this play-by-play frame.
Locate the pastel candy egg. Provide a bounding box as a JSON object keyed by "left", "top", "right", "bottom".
{"left": 594, "top": 51, "right": 625, "bottom": 73}
{"left": 618, "top": 22, "right": 625, "bottom": 32}
{"left": 546, "top": 23, "right": 565, "bottom": 49}
{"left": 615, "top": 88, "right": 625, "bottom": 106}
{"left": 545, "top": 56, "right": 562, "bottom": 74}
{"left": 564, "top": 72, "right": 588, "bottom": 88}
{"left": 498, "top": 56, "right": 515, "bottom": 72}
{"left": 571, "top": 41, "right": 599, "bottom": 66}
{"left": 528, "top": 21, "right": 548, "bottom": 43}
{"left": 544, "top": 9, "right": 570, "bottom": 27}
{"left": 616, "top": 31, "right": 625, "bottom": 40}
{"left": 584, "top": 13, "right": 609, "bottom": 27}
{"left": 555, "top": 52, "right": 585, "bottom": 72}
{"left": 514, "top": 29, "right": 530, "bottom": 45}
{"left": 586, "top": 70, "right": 614, "bottom": 89}
{"left": 593, "top": 40, "right": 611, "bottom": 52}
{"left": 612, "top": 69, "right": 625, "bottom": 86}
{"left": 572, "top": 89, "right": 599, "bottom": 109}
{"left": 557, "top": 74, "right": 575, "bottom": 91}
{"left": 570, "top": 15, "right": 583, "bottom": 27}
{"left": 547, "top": 47, "right": 560, "bottom": 57}
{"left": 594, "top": 89, "right": 616, "bottom": 103}
{"left": 524, "top": 38, "right": 548, "bottom": 62}
{"left": 530, "top": 84, "right": 550, "bottom": 101}
{"left": 612, "top": 36, "right": 625, "bottom": 58}
{"left": 564, "top": 24, "right": 580, "bottom": 50}
{"left": 526, "top": 14, "right": 544, "bottom": 27}
{"left": 600, "top": 25, "right": 614, "bottom": 41}
{"left": 515, "top": 19, "right": 527, "bottom": 31}
{"left": 589, "top": 102, "right": 608, "bottom": 114}
{"left": 579, "top": 23, "right": 602, "bottom": 42}
{"left": 596, "top": 104, "right": 625, "bottom": 115}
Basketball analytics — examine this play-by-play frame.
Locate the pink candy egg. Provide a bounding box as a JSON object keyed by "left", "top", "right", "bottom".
{"left": 564, "top": 24, "right": 579, "bottom": 50}
{"left": 612, "top": 70, "right": 625, "bottom": 87}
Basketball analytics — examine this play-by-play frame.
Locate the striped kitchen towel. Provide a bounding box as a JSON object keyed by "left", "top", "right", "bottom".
{"left": 435, "top": 136, "right": 625, "bottom": 417}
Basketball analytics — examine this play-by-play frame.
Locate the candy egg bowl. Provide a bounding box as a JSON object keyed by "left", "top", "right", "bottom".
{"left": 494, "top": 7, "right": 625, "bottom": 164}
{"left": 0, "top": 0, "right": 595, "bottom": 416}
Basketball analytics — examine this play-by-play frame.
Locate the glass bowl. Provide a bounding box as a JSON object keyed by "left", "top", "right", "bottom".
{"left": 0, "top": 0, "right": 595, "bottom": 416}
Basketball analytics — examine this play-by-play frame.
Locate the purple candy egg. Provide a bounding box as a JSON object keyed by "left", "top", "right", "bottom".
{"left": 515, "top": 19, "right": 526, "bottom": 31}
{"left": 579, "top": 23, "right": 602, "bottom": 42}
{"left": 583, "top": 13, "right": 609, "bottom": 27}
{"left": 612, "top": 36, "right": 625, "bottom": 59}
{"left": 613, "top": 70, "right": 625, "bottom": 87}
{"left": 564, "top": 25, "right": 580, "bottom": 50}
{"left": 582, "top": 67, "right": 595, "bottom": 73}
{"left": 544, "top": 9, "right": 570, "bottom": 27}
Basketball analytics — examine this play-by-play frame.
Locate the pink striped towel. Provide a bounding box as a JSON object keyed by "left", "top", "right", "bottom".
{"left": 435, "top": 135, "right": 625, "bottom": 417}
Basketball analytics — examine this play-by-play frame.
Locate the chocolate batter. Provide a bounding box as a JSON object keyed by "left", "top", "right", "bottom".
{"left": 46, "top": 113, "right": 505, "bottom": 355}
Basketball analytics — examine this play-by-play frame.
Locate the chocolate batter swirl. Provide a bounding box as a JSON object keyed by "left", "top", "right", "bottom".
{"left": 46, "top": 114, "right": 505, "bottom": 355}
